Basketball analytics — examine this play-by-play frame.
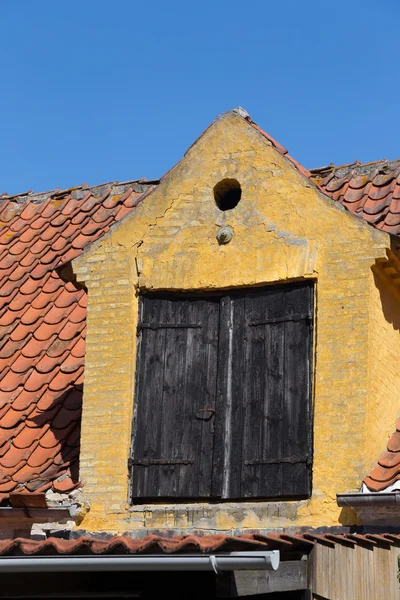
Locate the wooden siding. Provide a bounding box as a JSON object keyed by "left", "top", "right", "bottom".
{"left": 310, "top": 543, "right": 400, "bottom": 600}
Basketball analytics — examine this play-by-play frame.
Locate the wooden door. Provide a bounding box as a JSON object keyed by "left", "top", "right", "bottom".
{"left": 130, "top": 295, "right": 219, "bottom": 499}
{"left": 216, "top": 283, "right": 313, "bottom": 498}
{"left": 131, "top": 283, "right": 313, "bottom": 501}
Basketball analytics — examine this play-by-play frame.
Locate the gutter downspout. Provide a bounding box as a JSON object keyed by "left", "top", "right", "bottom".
{"left": 337, "top": 492, "right": 400, "bottom": 508}
{"left": 0, "top": 551, "right": 280, "bottom": 574}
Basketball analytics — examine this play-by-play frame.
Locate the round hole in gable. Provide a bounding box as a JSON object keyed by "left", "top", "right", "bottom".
{"left": 213, "top": 179, "right": 242, "bottom": 211}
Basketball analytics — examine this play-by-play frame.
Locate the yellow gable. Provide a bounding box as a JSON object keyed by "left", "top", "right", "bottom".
{"left": 76, "top": 110, "right": 386, "bottom": 290}
{"left": 72, "top": 110, "right": 400, "bottom": 535}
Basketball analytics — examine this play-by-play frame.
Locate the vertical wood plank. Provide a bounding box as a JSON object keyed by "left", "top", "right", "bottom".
{"left": 233, "top": 283, "right": 313, "bottom": 498}
{"left": 212, "top": 295, "right": 232, "bottom": 498}
{"left": 131, "top": 295, "right": 219, "bottom": 499}
{"left": 131, "top": 296, "right": 168, "bottom": 497}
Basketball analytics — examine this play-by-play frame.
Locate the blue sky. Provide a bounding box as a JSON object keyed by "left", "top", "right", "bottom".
{"left": 1, "top": 0, "right": 399, "bottom": 196}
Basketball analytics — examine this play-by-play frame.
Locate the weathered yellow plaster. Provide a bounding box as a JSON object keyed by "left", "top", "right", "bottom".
{"left": 72, "top": 111, "right": 400, "bottom": 534}
{"left": 365, "top": 249, "right": 400, "bottom": 476}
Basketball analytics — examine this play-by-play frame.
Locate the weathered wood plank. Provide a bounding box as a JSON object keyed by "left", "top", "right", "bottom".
{"left": 131, "top": 295, "right": 219, "bottom": 499}
{"left": 131, "top": 295, "right": 168, "bottom": 497}
{"left": 236, "top": 283, "right": 313, "bottom": 498}
{"left": 311, "top": 543, "right": 400, "bottom": 600}
{"left": 212, "top": 295, "right": 232, "bottom": 497}
{"left": 217, "top": 560, "right": 307, "bottom": 596}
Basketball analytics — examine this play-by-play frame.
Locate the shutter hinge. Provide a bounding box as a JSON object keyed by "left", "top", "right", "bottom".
{"left": 137, "top": 322, "right": 202, "bottom": 334}
{"left": 195, "top": 408, "right": 216, "bottom": 420}
{"left": 129, "top": 458, "right": 194, "bottom": 467}
{"left": 244, "top": 455, "right": 311, "bottom": 466}
{"left": 249, "top": 313, "right": 312, "bottom": 326}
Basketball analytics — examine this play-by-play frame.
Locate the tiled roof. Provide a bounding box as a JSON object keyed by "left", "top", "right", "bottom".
{"left": 364, "top": 419, "right": 400, "bottom": 492}
{"left": 310, "top": 159, "right": 400, "bottom": 235}
{"left": 0, "top": 181, "right": 156, "bottom": 502}
{"left": 0, "top": 532, "right": 398, "bottom": 556}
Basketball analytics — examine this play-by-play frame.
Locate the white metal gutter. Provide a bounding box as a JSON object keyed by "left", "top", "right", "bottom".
{"left": 337, "top": 492, "right": 400, "bottom": 507}
{"left": 0, "top": 551, "right": 279, "bottom": 574}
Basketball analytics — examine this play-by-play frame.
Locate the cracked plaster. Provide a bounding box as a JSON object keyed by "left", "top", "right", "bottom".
{"left": 71, "top": 111, "right": 395, "bottom": 535}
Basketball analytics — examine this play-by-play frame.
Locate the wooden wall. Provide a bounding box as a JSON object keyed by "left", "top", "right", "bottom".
{"left": 310, "top": 542, "right": 400, "bottom": 600}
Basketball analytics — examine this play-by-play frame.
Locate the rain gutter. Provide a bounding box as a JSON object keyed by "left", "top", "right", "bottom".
{"left": 337, "top": 492, "right": 400, "bottom": 508}
{"left": 0, "top": 551, "right": 280, "bottom": 574}
{"left": 0, "top": 507, "right": 75, "bottom": 520}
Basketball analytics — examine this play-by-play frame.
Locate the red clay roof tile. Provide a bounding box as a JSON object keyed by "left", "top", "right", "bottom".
{"left": 25, "top": 403, "right": 62, "bottom": 427}
{"left": 45, "top": 337, "right": 71, "bottom": 358}
{"left": 0, "top": 480, "right": 19, "bottom": 493}
{"left": 311, "top": 159, "right": 400, "bottom": 234}
{"left": 1, "top": 339, "right": 26, "bottom": 359}
{"left": 70, "top": 337, "right": 85, "bottom": 358}
{"left": 0, "top": 180, "right": 156, "bottom": 501}
{"left": 8, "top": 292, "right": 38, "bottom": 313}
{"left": 27, "top": 444, "right": 55, "bottom": 468}
{"left": 63, "top": 390, "right": 82, "bottom": 411}
{"left": 35, "top": 352, "right": 66, "bottom": 375}
{"left": 24, "top": 369, "right": 56, "bottom": 393}
{"left": 10, "top": 354, "right": 36, "bottom": 374}
{"left": 343, "top": 186, "right": 366, "bottom": 204}
{"left": 35, "top": 390, "right": 60, "bottom": 412}
{"left": 364, "top": 419, "right": 400, "bottom": 491}
{"left": 3, "top": 532, "right": 400, "bottom": 557}
{"left": 8, "top": 219, "right": 27, "bottom": 233}
{"left": 18, "top": 227, "right": 38, "bottom": 244}
{"left": 59, "top": 353, "right": 82, "bottom": 374}
{"left": 33, "top": 321, "right": 65, "bottom": 342}
{"left": 0, "top": 423, "right": 25, "bottom": 447}
{"left": 53, "top": 290, "right": 77, "bottom": 309}
{"left": 19, "top": 277, "right": 41, "bottom": 296}
{"left": 52, "top": 475, "right": 76, "bottom": 493}
{"left": 43, "top": 304, "right": 74, "bottom": 326}
{"left": 21, "top": 336, "right": 50, "bottom": 358}
{"left": 386, "top": 212, "right": 400, "bottom": 227}
{"left": 25, "top": 479, "right": 52, "bottom": 493}
{"left": 39, "top": 427, "right": 64, "bottom": 449}
{"left": 0, "top": 447, "right": 31, "bottom": 469}
{"left": 0, "top": 371, "right": 31, "bottom": 393}
{"left": 12, "top": 426, "right": 42, "bottom": 450}
{"left": 387, "top": 431, "right": 400, "bottom": 452}
{"left": 38, "top": 462, "right": 66, "bottom": 481}
{"left": 19, "top": 252, "right": 37, "bottom": 268}
{"left": 12, "top": 388, "right": 45, "bottom": 412}
{"left": 18, "top": 203, "right": 38, "bottom": 221}
{"left": 48, "top": 369, "right": 82, "bottom": 393}
{"left": 57, "top": 321, "right": 83, "bottom": 342}
{"left": 41, "top": 275, "right": 64, "bottom": 294}
{"left": 40, "top": 201, "right": 60, "bottom": 220}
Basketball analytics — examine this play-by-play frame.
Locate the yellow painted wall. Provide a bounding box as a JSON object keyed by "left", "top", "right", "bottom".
{"left": 365, "top": 251, "right": 400, "bottom": 477}
{"left": 72, "top": 111, "right": 400, "bottom": 535}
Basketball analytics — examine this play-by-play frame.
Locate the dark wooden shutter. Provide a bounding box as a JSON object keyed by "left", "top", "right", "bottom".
{"left": 216, "top": 283, "right": 313, "bottom": 499}
{"left": 130, "top": 295, "right": 219, "bottom": 499}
